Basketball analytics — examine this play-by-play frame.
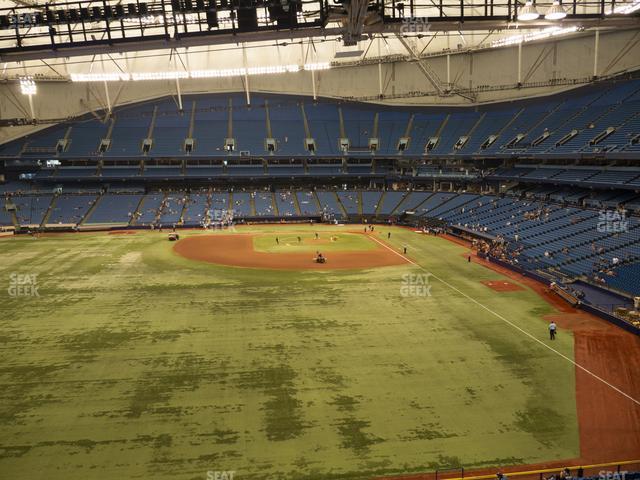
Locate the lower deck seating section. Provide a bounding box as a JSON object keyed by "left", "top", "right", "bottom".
{"left": 361, "top": 191, "right": 383, "bottom": 215}
{"left": 315, "top": 191, "right": 344, "bottom": 217}
{"left": 296, "top": 191, "right": 320, "bottom": 216}
{"left": 47, "top": 194, "right": 97, "bottom": 225}
{"left": 435, "top": 193, "right": 640, "bottom": 295}
{"left": 412, "top": 192, "right": 457, "bottom": 216}
{"left": 157, "top": 193, "right": 186, "bottom": 225}
{"left": 12, "top": 195, "right": 53, "bottom": 226}
{"left": 253, "top": 191, "right": 275, "bottom": 216}
{"left": 182, "top": 193, "right": 209, "bottom": 225}
{"left": 135, "top": 193, "right": 165, "bottom": 226}
{"left": 377, "top": 191, "right": 407, "bottom": 215}
{"left": 605, "top": 263, "right": 640, "bottom": 295}
{"left": 391, "top": 191, "right": 432, "bottom": 215}
{"left": 275, "top": 190, "right": 298, "bottom": 217}
{"left": 85, "top": 194, "right": 143, "bottom": 224}
{"left": 210, "top": 192, "right": 230, "bottom": 219}
{"left": 336, "top": 191, "right": 360, "bottom": 215}
{"left": 2, "top": 183, "right": 639, "bottom": 296}
{"left": 426, "top": 193, "right": 479, "bottom": 218}
{"left": 0, "top": 198, "right": 14, "bottom": 226}
{"left": 231, "top": 192, "right": 253, "bottom": 217}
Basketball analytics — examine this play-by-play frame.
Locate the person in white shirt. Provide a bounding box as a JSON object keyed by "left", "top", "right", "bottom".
{"left": 549, "top": 321, "right": 557, "bottom": 340}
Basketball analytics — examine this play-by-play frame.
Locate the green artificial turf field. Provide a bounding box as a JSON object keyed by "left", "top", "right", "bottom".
{"left": 0, "top": 225, "right": 579, "bottom": 480}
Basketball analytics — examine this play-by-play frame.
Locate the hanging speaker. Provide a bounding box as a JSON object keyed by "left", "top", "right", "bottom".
{"left": 237, "top": 7, "right": 257, "bottom": 30}
{"left": 206, "top": 7, "right": 218, "bottom": 27}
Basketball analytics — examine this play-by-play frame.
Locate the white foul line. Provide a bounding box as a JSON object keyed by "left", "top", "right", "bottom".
{"left": 369, "top": 234, "right": 640, "bottom": 407}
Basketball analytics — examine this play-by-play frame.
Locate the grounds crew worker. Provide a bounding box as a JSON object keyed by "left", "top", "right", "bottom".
{"left": 549, "top": 321, "right": 557, "bottom": 340}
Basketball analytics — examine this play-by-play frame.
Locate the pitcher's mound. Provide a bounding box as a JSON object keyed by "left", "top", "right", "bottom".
{"left": 173, "top": 234, "right": 408, "bottom": 270}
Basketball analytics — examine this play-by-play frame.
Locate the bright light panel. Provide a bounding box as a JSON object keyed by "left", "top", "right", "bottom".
{"left": 19, "top": 77, "right": 36, "bottom": 95}
{"left": 490, "top": 26, "right": 578, "bottom": 48}
{"left": 70, "top": 63, "right": 332, "bottom": 82}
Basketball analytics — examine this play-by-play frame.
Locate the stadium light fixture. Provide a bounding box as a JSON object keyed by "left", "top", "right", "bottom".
{"left": 304, "top": 62, "right": 331, "bottom": 71}
{"left": 70, "top": 63, "right": 332, "bottom": 82}
{"left": 19, "top": 76, "right": 37, "bottom": 120}
{"left": 545, "top": 1, "right": 567, "bottom": 19}
{"left": 606, "top": 0, "right": 640, "bottom": 14}
{"left": 490, "top": 26, "right": 578, "bottom": 48}
{"left": 191, "top": 65, "right": 300, "bottom": 78}
{"left": 19, "top": 76, "right": 36, "bottom": 95}
{"left": 131, "top": 71, "right": 189, "bottom": 81}
{"left": 71, "top": 73, "right": 132, "bottom": 82}
{"left": 518, "top": 1, "right": 540, "bottom": 20}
